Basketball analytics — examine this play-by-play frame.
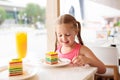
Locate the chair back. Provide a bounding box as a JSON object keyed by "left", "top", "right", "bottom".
{"left": 89, "top": 47, "right": 119, "bottom": 66}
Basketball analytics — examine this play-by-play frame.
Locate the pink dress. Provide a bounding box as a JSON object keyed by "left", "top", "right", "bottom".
{"left": 56, "top": 43, "right": 81, "bottom": 61}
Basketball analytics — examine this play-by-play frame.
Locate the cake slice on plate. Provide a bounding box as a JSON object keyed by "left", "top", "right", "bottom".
{"left": 9, "top": 58, "right": 23, "bottom": 76}
{"left": 45, "top": 52, "right": 58, "bottom": 65}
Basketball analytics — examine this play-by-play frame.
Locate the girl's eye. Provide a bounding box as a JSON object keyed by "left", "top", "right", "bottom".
{"left": 58, "top": 34, "right": 62, "bottom": 37}
{"left": 65, "top": 34, "right": 70, "bottom": 36}
{"left": 57, "top": 34, "right": 70, "bottom": 37}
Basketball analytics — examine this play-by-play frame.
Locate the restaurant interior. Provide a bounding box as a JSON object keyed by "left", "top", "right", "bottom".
{"left": 0, "top": 0, "right": 120, "bottom": 80}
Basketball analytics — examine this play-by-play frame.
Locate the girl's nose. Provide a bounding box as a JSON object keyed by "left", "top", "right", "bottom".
{"left": 62, "top": 35, "right": 67, "bottom": 41}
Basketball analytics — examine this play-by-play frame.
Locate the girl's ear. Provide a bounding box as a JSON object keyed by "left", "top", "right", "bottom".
{"left": 75, "top": 29, "right": 79, "bottom": 35}
{"left": 75, "top": 32, "right": 78, "bottom": 35}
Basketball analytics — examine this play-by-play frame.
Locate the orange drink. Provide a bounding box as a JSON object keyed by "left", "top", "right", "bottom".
{"left": 16, "top": 32, "right": 27, "bottom": 58}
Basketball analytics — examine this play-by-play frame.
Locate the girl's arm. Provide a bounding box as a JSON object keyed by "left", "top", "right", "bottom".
{"left": 72, "top": 45, "right": 106, "bottom": 74}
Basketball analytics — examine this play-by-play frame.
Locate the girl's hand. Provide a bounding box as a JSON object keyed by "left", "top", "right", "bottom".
{"left": 72, "top": 55, "right": 89, "bottom": 66}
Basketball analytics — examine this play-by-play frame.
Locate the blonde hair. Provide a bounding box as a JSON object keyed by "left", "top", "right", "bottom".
{"left": 55, "top": 14, "right": 84, "bottom": 51}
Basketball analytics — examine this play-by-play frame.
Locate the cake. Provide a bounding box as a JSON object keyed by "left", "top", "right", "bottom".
{"left": 9, "top": 58, "right": 23, "bottom": 76}
{"left": 45, "top": 52, "right": 58, "bottom": 64}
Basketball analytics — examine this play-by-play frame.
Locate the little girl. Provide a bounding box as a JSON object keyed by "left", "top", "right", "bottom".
{"left": 55, "top": 14, "right": 106, "bottom": 74}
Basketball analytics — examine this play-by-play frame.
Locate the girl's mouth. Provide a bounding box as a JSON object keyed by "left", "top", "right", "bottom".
{"left": 63, "top": 41, "right": 69, "bottom": 44}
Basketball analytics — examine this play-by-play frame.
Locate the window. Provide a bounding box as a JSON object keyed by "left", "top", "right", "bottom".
{"left": 0, "top": 0, "right": 47, "bottom": 64}
{"left": 60, "top": 0, "right": 120, "bottom": 43}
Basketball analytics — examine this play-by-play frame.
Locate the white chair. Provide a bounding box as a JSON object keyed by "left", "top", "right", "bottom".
{"left": 89, "top": 47, "right": 120, "bottom": 80}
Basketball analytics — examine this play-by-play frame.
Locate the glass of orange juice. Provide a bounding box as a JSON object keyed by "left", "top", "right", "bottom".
{"left": 16, "top": 32, "right": 27, "bottom": 59}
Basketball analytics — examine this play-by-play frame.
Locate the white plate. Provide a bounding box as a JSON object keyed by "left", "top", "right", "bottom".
{"left": 40, "top": 58, "right": 71, "bottom": 67}
{"left": 0, "top": 64, "right": 37, "bottom": 80}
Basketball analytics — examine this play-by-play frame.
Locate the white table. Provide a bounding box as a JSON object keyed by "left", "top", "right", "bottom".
{"left": 26, "top": 64, "right": 97, "bottom": 80}
{"left": 0, "top": 58, "right": 97, "bottom": 80}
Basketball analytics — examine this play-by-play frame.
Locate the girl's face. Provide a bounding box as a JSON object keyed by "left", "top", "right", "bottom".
{"left": 56, "top": 23, "right": 77, "bottom": 47}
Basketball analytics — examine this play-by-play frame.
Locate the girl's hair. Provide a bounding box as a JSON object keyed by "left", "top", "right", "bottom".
{"left": 55, "top": 14, "right": 84, "bottom": 51}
